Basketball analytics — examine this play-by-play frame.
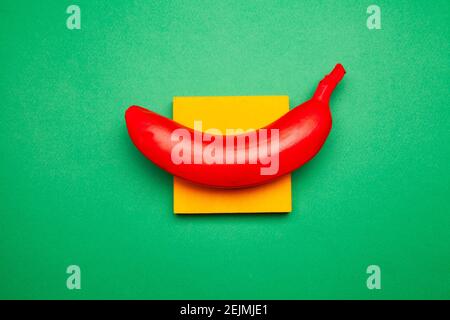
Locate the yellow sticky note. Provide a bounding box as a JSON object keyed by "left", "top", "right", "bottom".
{"left": 173, "top": 96, "right": 292, "bottom": 214}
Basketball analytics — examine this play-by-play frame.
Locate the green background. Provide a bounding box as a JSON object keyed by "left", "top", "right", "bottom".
{"left": 1, "top": 0, "right": 449, "bottom": 299}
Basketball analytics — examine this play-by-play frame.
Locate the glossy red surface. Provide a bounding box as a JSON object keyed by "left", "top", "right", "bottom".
{"left": 125, "top": 64, "right": 345, "bottom": 188}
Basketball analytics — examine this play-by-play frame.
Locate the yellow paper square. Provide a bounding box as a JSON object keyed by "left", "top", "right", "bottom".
{"left": 173, "top": 96, "right": 292, "bottom": 214}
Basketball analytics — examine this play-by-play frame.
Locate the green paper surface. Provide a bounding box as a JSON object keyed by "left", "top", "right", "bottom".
{"left": 0, "top": 0, "right": 449, "bottom": 299}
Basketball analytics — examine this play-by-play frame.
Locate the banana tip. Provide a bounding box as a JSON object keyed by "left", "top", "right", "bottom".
{"left": 325, "top": 63, "right": 346, "bottom": 85}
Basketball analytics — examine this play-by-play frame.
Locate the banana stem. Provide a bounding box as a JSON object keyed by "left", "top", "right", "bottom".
{"left": 312, "top": 64, "right": 346, "bottom": 103}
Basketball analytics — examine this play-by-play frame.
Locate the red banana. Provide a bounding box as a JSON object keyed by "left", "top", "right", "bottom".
{"left": 125, "top": 64, "right": 345, "bottom": 188}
